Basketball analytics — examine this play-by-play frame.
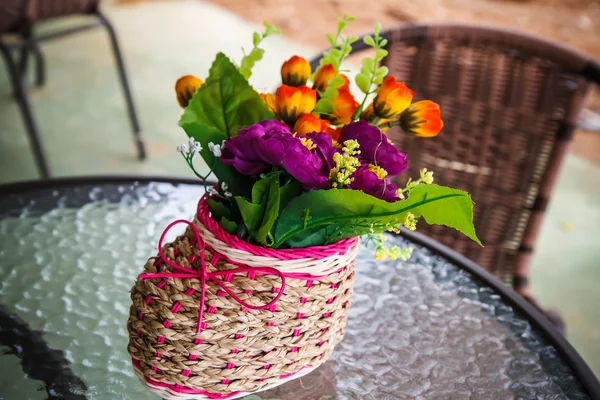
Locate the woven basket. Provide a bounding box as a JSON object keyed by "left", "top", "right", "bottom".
{"left": 127, "top": 196, "right": 359, "bottom": 399}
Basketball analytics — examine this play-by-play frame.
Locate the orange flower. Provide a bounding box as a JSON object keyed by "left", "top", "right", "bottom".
{"left": 175, "top": 75, "right": 203, "bottom": 108}
{"left": 259, "top": 93, "right": 277, "bottom": 114}
{"left": 312, "top": 64, "right": 335, "bottom": 93}
{"left": 292, "top": 113, "right": 337, "bottom": 138}
{"left": 275, "top": 85, "right": 317, "bottom": 127}
{"left": 400, "top": 100, "right": 444, "bottom": 137}
{"left": 281, "top": 55, "right": 311, "bottom": 87}
{"left": 373, "top": 76, "right": 414, "bottom": 119}
{"left": 329, "top": 87, "right": 359, "bottom": 125}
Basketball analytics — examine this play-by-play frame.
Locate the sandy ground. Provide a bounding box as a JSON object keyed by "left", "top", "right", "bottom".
{"left": 207, "top": 0, "right": 600, "bottom": 164}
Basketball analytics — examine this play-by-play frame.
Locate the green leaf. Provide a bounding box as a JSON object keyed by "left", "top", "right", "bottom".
{"left": 375, "top": 66, "right": 389, "bottom": 77}
{"left": 375, "top": 49, "right": 389, "bottom": 61}
{"left": 326, "top": 33, "right": 336, "bottom": 46}
{"left": 408, "top": 184, "right": 481, "bottom": 245}
{"left": 236, "top": 197, "right": 264, "bottom": 234}
{"left": 362, "top": 58, "right": 376, "bottom": 72}
{"left": 347, "top": 35, "right": 358, "bottom": 44}
{"left": 373, "top": 22, "right": 381, "bottom": 37}
{"left": 329, "top": 75, "right": 346, "bottom": 89}
{"left": 380, "top": 38, "right": 388, "bottom": 47}
{"left": 355, "top": 73, "right": 371, "bottom": 93}
{"left": 279, "top": 182, "right": 302, "bottom": 214}
{"left": 236, "top": 176, "right": 282, "bottom": 246}
{"left": 219, "top": 216, "right": 239, "bottom": 234}
{"left": 252, "top": 177, "right": 271, "bottom": 204}
{"left": 363, "top": 35, "right": 375, "bottom": 47}
{"left": 273, "top": 184, "right": 480, "bottom": 248}
{"left": 314, "top": 98, "right": 335, "bottom": 114}
{"left": 250, "top": 48, "right": 265, "bottom": 61}
{"left": 323, "top": 86, "right": 338, "bottom": 99}
{"left": 208, "top": 198, "right": 232, "bottom": 221}
{"left": 253, "top": 32, "right": 261, "bottom": 46}
{"left": 263, "top": 21, "right": 281, "bottom": 35}
{"left": 179, "top": 53, "right": 275, "bottom": 139}
{"left": 255, "top": 178, "right": 280, "bottom": 245}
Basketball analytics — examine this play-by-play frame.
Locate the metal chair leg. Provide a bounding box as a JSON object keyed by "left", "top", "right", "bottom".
{"left": 95, "top": 11, "right": 146, "bottom": 161}
{"left": 17, "top": 45, "right": 29, "bottom": 83}
{"left": 31, "top": 41, "right": 46, "bottom": 87}
{"left": 15, "top": 27, "right": 45, "bottom": 88}
{"left": 0, "top": 41, "right": 50, "bottom": 179}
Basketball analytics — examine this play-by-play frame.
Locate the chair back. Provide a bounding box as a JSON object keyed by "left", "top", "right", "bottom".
{"left": 312, "top": 23, "right": 600, "bottom": 290}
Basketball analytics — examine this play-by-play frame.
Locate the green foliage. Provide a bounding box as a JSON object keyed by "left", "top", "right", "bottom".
{"left": 180, "top": 53, "right": 275, "bottom": 138}
{"left": 273, "top": 184, "right": 480, "bottom": 248}
{"left": 219, "top": 216, "right": 239, "bottom": 234}
{"left": 235, "top": 176, "right": 282, "bottom": 246}
{"left": 179, "top": 53, "right": 275, "bottom": 196}
{"left": 315, "top": 14, "right": 357, "bottom": 73}
{"left": 208, "top": 197, "right": 233, "bottom": 221}
{"left": 313, "top": 98, "right": 335, "bottom": 114}
{"left": 239, "top": 21, "right": 281, "bottom": 79}
{"left": 351, "top": 23, "right": 391, "bottom": 120}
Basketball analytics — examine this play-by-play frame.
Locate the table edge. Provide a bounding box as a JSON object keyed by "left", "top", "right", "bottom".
{"left": 2, "top": 175, "right": 599, "bottom": 396}
{"left": 398, "top": 227, "right": 600, "bottom": 397}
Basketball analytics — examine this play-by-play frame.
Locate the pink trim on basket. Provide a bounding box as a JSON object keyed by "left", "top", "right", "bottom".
{"left": 132, "top": 359, "right": 311, "bottom": 399}
{"left": 197, "top": 197, "right": 356, "bottom": 260}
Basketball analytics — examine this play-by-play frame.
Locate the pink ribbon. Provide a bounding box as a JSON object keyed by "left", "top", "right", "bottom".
{"left": 139, "top": 220, "right": 286, "bottom": 333}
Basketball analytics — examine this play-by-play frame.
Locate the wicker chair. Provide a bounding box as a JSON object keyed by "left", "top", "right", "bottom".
{"left": 310, "top": 23, "right": 600, "bottom": 303}
{"left": 0, "top": 0, "right": 145, "bottom": 179}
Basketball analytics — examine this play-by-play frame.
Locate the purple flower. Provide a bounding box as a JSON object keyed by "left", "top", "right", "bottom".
{"left": 306, "top": 131, "right": 339, "bottom": 176}
{"left": 339, "top": 120, "right": 407, "bottom": 177}
{"left": 258, "top": 132, "right": 329, "bottom": 190}
{"left": 256, "top": 119, "right": 291, "bottom": 135}
{"left": 220, "top": 122, "right": 273, "bottom": 175}
{"left": 221, "top": 120, "right": 329, "bottom": 190}
{"left": 348, "top": 165, "right": 399, "bottom": 202}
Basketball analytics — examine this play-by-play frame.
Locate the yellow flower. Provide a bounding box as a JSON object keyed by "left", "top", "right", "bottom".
{"left": 292, "top": 113, "right": 337, "bottom": 139}
{"left": 299, "top": 137, "right": 317, "bottom": 150}
{"left": 400, "top": 100, "right": 444, "bottom": 137}
{"left": 281, "top": 55, "right": 311, "bottom": 87}
{"left": 175, "top": 75, "right": 203, "bottom": 108}
{"left": 312, "top": 64, "right": 335, "bottom": 93}
{"left": 367, "top": 164, "right": 388, "bottom": 180}
{"left": 275, "top": 84, "right": 317, "bottom": 127}
{"left": 259, "top": 92, "right": 277, "bottom": 114}
{"left": 373, "top": 76, "right": 414, "bottom": 119}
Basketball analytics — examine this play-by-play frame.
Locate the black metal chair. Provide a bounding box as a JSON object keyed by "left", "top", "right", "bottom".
{"left": 0, "top": 0, "right": 146, "bottom": 179}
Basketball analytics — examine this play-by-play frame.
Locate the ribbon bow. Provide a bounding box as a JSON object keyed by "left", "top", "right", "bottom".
{"left": 140, "top": 220, "right": 286, "bottom": 333}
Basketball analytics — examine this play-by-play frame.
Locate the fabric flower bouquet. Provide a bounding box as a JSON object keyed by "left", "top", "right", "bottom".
{"left": 127, "top": 18, "right": 480, "bottom": 400}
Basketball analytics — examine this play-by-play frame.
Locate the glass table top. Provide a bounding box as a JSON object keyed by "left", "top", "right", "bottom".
{"left": 0, "top": 180, "right": 595, "bottom": 400}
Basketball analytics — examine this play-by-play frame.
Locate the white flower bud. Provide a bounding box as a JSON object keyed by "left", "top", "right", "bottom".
{"left": 208, "top": 142, "right": 222, "bottom": 157}
{"left": 192, "top": 142, "right": 202, "bottom": 154}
